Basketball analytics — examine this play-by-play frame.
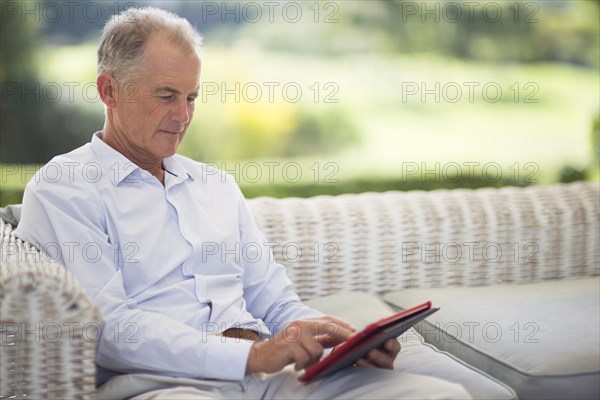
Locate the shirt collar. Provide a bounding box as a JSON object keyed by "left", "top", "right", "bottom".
{"left": 90, "top": 131, "right": 193, "bottom": 186}
{"left": 163, "top": 156, "right": 194, "bottom": 187}
{"left": 91, "top": 131, "right": 138, "bottom": 186}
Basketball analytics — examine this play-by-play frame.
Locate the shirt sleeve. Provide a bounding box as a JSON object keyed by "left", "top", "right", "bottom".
{"left": 15, "top": 162, "right": 254, "bottom": 381}
{"left": 232, "top": 182, "right": 323, "bottom": 334}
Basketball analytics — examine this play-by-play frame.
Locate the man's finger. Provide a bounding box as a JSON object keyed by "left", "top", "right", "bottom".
{"left": 355, "top": 358, "right": 375, "bottom": 368}
{"left": 291, "top": 346, "right": 313, "bottom": 371}
{"left": 384, "top": 338, "right": 401, "bottom": 356}
{"left": 314, "top": 333, "right": 346, "bottom": 348}
{"left": 320, "top": 315, "right": 356, "bottom": 332}
{"left": 365, "top": 349, "right": 395, "bottom": 370}
{"left": 294, "top": 339, "right": 323, "bottom": 371}
{"left": 309, "top": 323, "right": 353, "bottom": 345}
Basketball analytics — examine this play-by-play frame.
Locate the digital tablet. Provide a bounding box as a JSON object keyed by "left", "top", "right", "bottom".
{"left": 299, "top": 301, "right": 439, "bottom": 383}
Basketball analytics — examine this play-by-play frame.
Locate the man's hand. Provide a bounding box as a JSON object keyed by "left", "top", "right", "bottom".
{"left": 354, "top": 338, "right": 401, "bottom": 369}
{"left": 246, "top": 316, "right": 355, "bottom": 374}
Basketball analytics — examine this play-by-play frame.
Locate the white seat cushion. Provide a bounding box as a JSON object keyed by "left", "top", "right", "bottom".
{"left": 305, "top": 292, "right": 516, "bottom": 399}
{"left": 383, "top": 277, "right": 600, "bottom": 400}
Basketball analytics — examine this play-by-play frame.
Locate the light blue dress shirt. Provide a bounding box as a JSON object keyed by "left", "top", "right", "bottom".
{"left": 15, "top": 132, "right": 321, "bottom": 383}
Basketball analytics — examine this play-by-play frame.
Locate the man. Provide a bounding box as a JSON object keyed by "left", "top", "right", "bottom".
{"left": 16, "top": 7, "right": 470, "bottom": 399}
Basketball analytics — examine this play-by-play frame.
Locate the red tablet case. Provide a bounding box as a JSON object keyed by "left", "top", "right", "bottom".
{"left": 299, "top": 301, "right": 438, "bottom": 383}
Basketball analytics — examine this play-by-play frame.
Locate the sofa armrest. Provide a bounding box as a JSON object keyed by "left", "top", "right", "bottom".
{"left": 1, "top": 220, "right": 100, "bottom": 398}
{"left": 248, "top": 182, "right": 600, "bottom": 300}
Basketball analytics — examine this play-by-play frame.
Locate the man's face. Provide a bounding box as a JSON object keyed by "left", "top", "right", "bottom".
{"left": 111, "top": 35, "right": 201, "bottom": 163}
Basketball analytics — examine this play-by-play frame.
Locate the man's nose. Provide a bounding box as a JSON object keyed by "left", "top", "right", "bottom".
{"left": 170, "top": 99, "right": 190, "bottom": 125}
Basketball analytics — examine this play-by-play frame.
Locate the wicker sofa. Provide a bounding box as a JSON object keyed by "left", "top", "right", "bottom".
{"left": 1, "top": 181, "right": 599, "bottom": 399}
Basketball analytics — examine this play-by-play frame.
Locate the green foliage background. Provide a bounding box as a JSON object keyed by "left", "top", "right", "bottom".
{"left": 1, "top": 0, "right": 598, "bottom": 206}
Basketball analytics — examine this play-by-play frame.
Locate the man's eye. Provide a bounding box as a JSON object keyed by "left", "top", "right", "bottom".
{"left": 160, "top": 95, "right": 173, "bottom": 101}
{"left": 187, "top": 97, "right": 196, "bottom": 104}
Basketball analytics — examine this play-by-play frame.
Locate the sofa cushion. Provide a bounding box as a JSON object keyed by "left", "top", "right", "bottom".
{"left": 383, "top": 278, "right": 600, "bottom": 400}
{"left": 305, "top": 292, "right": 516, "bottom": 399}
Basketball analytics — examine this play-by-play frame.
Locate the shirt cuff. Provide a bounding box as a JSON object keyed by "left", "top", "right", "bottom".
{"left": 204, "top": 336, "right": 255, "bottom": 380}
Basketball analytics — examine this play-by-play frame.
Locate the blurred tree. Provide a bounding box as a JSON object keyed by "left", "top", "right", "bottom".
{"left": 0, "top": 2, "right": 101, "bottom": 163}
{"left": 1, "top": 4, "right": 39, "bottom": 161}
{"left": 0, "top": 1, "right": 38, "bottom": 82}
{"left": 376, "top": 0, "right": 598, "bottom": 67}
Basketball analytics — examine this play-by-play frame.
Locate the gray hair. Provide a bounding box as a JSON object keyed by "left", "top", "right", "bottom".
{"left": 97, "top": 7, "right": 203, "bottom": 82}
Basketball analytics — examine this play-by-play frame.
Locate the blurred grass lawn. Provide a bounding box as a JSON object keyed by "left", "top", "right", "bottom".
{"left": 2, "top": 42, "right": 597, "bottom": 205}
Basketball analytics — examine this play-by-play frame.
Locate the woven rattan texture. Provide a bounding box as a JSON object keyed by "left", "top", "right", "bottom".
{"left": 247, "top": 182, "right": 600, "bottom": 300}
{"left": 1, "top": 220, "right": 99, "bottom": 399}
{"left": 0, "top": 181, "right": 598, "bottom": 396}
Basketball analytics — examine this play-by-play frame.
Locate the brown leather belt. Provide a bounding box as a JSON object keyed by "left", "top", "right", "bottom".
{"left": 220, "top": 327, "right": 260, "bottom": 342}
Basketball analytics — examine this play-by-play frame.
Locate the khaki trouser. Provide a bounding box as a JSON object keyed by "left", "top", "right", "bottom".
{"left": 97, "top": 365, "right": 471, "bottom": 400}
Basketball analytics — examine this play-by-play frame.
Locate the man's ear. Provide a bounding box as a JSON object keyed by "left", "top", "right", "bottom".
{"left": 96, "top": 72, "right": 118, "bottom": 109}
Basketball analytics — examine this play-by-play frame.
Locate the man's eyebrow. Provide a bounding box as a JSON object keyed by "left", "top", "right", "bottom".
{"left": 155, "top": 86, "right": 199, "bottom": 96}
{"left": 155, "top": 86, "right": 181, "bottom": 95}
